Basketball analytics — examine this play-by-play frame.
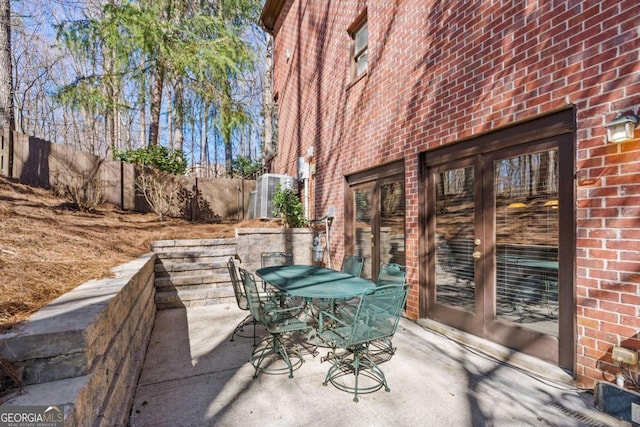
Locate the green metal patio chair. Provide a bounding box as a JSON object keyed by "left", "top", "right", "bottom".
{"left": 377, "top": 262, "right": 407, "bottom": 287}
{"left": 337, "top": 262, "right": 407, "bottom": 318}
{"left": 370, "top": 263, "right": 408, "bottom": 353}
{"left": 239, "top": 268, "right": 311, "bottom": 379}
{"left": 341, "top": 255, "right": 365, "bottom": 277}
{"left": 228, "top": 257, "right": 257, "bottom": 344}
{"left": 260, "top": 251, "right": 294, "bottom": 293}
{"left": 228, "top": 257, "right": 282, "bottom": 345}
{"left": 261, "top": 251, "right": 294, "bottom": 267}
{"left": 321, "top": 255, "right": 366, "bottom": 313}
{"left": 317, "top": 284, "right": 408, "bottom": 402}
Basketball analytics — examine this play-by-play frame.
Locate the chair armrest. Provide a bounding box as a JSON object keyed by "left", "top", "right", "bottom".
{"left": 257, "top": 290, "right": 275, "bottom": 299}
{"left": 318, "top": 310, "right": 348, "bottom": 334}
{"left": 264, "top": 303, "right": 305, "bottom": 317}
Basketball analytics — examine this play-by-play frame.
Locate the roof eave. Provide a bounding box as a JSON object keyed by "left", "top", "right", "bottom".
{"left": 260, "top": 0, "right": 286, "bottom": 34}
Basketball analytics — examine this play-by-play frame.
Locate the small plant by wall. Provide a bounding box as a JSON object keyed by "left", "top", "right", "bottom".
{"left": 272, "top": 184, "right": 306, "bottom": 228}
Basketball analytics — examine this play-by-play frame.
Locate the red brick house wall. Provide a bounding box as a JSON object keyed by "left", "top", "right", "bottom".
{"left": 262, "top": 0, "right": 640, "bottom": 387}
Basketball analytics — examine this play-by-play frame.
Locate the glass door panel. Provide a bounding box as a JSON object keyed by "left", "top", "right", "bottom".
{"left": 380, "top": 180, "right": 405, "bottom": 267}
{"left": 354, "top": 185, "right": 373, "bottom": 279}
{"left": 494, "top": 150, "right": 559, "bottom": 336}
{"left": 350, "top": 174, "right": 405, "bottom": 281}
{"left": 434, "top": 166, "right": 476, "bottom": 312}
{"left": 424, "top": 112, "right": 574, "bottom": 368}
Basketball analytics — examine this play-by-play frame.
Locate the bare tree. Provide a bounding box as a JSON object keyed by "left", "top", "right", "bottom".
{"left": 0, "top": 0, "right": 12, "bottom": 177}
{"left": 262, "top": 34, "right": 275, "bottom": 160}
{"left": 0, "top": 0, "right": 13, "bottom": 130}
{"left": 9, "top": 0, "right": 266, "bottom": 174}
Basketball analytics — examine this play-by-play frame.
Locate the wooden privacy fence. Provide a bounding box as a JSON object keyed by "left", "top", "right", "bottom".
{"left": 0, "top": 130, "right": 255, "bottom": 222}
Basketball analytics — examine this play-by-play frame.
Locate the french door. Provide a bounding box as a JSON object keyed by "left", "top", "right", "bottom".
{"left": 422, "top": 110, "right": 575, "bottom": 369}
{"left": 346, "top": 162, "right": 405, "bottom": 281}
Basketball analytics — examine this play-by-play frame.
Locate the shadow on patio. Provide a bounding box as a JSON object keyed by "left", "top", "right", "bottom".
{"left": 130, "top": 305, "right": 623, "bottom": 426}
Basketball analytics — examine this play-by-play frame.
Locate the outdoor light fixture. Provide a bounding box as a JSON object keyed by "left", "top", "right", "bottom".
{"left": 606, "top": 114, "right": 638, "bottom": 143}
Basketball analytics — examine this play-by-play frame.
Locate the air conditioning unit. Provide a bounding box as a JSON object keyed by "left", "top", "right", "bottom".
{"left": 254, "top": 173, "right": 295, "bottom": 219}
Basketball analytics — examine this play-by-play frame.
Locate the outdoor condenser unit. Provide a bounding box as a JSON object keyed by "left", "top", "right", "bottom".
{"left": 254, "top": 173, "right": 295, "bottom": 219}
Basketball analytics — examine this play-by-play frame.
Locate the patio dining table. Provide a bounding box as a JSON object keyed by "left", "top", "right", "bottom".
{"left": 255, "top": 265, "right": 374, "bottom": 300}
{"left": 515, "top": 259, "right": 558, "bottom": 271}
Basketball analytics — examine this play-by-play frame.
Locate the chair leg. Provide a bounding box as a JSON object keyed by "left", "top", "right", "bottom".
{"left": 230, "top": 313, "right": 255, "bottom": 342}
{"left": 353, "top": 353, "right": 360, "bottom": 402}
{"left": 322, "top": 348, "right": 339, "bottom": 386}
{"left": 252, "top": 319, "right": 257, "bottom": 346}
{"left": 363, "top": 351, "right": 390, "bottom": 393}
{"left": 274, "top": 336, "right": 295, "bottom": 378}
{"left": 250, "top": 335, "right": 273, "bottom": 378}
{"left": 249, "top": 333, "right": 304, "bottom": 378}
{"left": 322, "top": 347, "right": 389, "bottom": 402}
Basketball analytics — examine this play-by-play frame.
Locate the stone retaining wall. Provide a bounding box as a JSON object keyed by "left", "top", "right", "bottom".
{"left": 235, "top": 228, "right": 314, "bottom": 271}
{"left": 0, "top": 253, "right": 156, "bottom": 426}
{"left": 0, "top": 229, "right": 316, "bottom": 425}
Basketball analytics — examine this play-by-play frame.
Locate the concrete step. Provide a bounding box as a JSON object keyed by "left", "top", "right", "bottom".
{"left": 155, "top": 272, "right": 230, "bottom": 285}
{"left": 153, "top": 247, "right": 237, "bottom": 258}
{"left": 154, "top": 265, "right": 228, "bottom": 278}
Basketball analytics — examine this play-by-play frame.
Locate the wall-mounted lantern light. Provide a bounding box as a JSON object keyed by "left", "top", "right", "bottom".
{"left": 606, "top": 114, "right": 638, "bottom": 143}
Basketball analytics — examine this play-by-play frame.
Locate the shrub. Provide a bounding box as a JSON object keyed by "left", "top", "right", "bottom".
{"left": 135, "top": 169, "right": 184, "bottom": 221}
{"left": 65, "top": 176, "right": 105, "bottom": 212}
{"left": 114, "top": 145, "right": 187, "bottom": 220}
{"left": 272, "top": 184, "right": 306, "bottom": 228}
{"left": 113, "top": 145, "right": 186, "bottom": 175}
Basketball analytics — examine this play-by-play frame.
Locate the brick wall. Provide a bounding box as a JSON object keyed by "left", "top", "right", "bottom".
{"left": 269, "top": 0, "right": 640, "bottom": 387}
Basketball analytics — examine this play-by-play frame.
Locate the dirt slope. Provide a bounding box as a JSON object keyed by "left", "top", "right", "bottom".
{"left": 0, "top": 176, "right": 277, "bottom": 333}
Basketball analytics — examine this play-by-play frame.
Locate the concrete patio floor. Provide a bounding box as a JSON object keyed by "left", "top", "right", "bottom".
{"left": 129, "top": 304, "right": 626, "bottom": 426}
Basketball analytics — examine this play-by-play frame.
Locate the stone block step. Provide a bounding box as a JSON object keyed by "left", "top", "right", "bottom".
{"left": 154, "top": 265, "right": 227, "bottom": 277}
{"left": 154, "top": 282, "right": 223, "bottom": 293}
{"left": 154, "top": 273, "right": 230, "bottom": 289}
{"left": 154, "top": 261, "right": 227, "bottom": 274}
{"left": 150, "top": 238, "right": 239, "bottom": 308}
{"left": 154, "top": 271, "right": 227, "bottom": 282}
{"left": 155, "top": 288, "right": 235, "bottom": 310}
{"left": 151, "top": 238, "right": 237, "bottom": 251}
{"left": 154, "top": 251, "right": 237, "bottom": 264}
{"left": 156, "top": 246, "right": 238, "bottom": 262}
